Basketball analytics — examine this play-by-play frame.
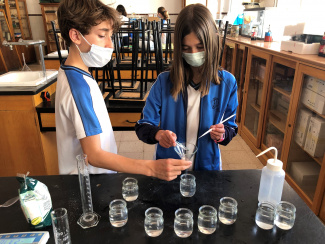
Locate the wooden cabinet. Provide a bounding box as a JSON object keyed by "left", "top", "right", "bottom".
{"left": 283, "top": 64, "right": 325, "bottom": 214}
{"left": 221, "top": 42, "right": 248, "bottom": 129}
{"left": 0, "top": 82, "right": 58, "bottom": 177}
{"left": 230, "top": 37, "right": 325, "bottom": 217}
{"left": 241, "top": 48, "right": 272, "bottom": 147}
{"left": 40, "top": 3, "right": 59, "bottom": 53}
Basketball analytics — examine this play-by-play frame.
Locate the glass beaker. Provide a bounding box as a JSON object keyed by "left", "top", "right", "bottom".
{"left": 109, "top": 199, "right": 128, "bottom": 227}
{"left": 51, "top": 208, "right": 71, "bottom": 244}
{"left": 218, "top": 197, "right": 238, "bottom": 225}
{"left": 198, "top": 205, "right": 218, "bottom": 234}
{"left": 275, "top": 201, "right": 296, "bottom": 230}
{"left": 144, "top": 207, "right": 164, "bottom": 237}
{"left": 122, "top": 177, "right": 139, "bottom": 202}
{"left": 180, "top": 173, "right": 196, "bottom": 197}
{"left": 255, "top": 201, "right": 275, "bottom": 230}
{"left": 76, "top": 154, "right": 100, "bottom": 229}
{"left": 174, "top": 208, "right": 193, "bottom": 238}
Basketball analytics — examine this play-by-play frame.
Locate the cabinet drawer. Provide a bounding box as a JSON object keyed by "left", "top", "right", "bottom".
{"left": 109, "top": 113, "right": 141, "bottom": 128}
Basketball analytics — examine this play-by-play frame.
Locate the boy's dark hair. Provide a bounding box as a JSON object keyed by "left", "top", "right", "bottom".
{"left": 57, "top": 0, "right": 120, "bottom": 46}
{"left": 116, "top": 4, "right": 127, "bottom": 17}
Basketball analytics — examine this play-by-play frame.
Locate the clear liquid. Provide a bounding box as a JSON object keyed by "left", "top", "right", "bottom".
{"left": 198, "top": 215, "right": 217, "bottom": 234}
{"left": 144, "top": 226, "right": 164, "bottom": 237}
{"left": 198, "top": 226, "right": 216, "bottom": 234}
{"left": 144, "top": 215, "right": 164, "bottom": 237}
{"left": 275, "top": 220, "right": 293, "bottom": 230}
{"left": 174, "top": 215, "right": 193, "bottom": 238}
{"left": 110, "top": 219, "right": 128, "bottom": 227}
{"left": 256, "top": 220, "right": 274, "bottom": 230}
{"left": 109, "top": 208, "right": 128, "bottom": 227}
{"left": 122, "top": 184, "right": 139, "bottom": 202}
{"left": 218, "top": 209, "right": 236, "bottom": 225}
{"left": 180, "top": 180, "right": 196, "bottom": 197}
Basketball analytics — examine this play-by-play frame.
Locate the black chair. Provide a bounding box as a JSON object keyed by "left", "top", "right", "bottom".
{"left": 51, "top": 21, "right": 64, "bottom": 64}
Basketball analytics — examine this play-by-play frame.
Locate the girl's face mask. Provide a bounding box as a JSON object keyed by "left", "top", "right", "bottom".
{"left": 76, "top": 32, "right": 113, "bottom": 67}
{"left": 182, "top": 51, "right": 205, "bottom": 67}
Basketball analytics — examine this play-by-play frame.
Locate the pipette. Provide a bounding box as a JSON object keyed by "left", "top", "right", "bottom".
{"left": 198, "top": 114, "right": 236, "bottom": 139}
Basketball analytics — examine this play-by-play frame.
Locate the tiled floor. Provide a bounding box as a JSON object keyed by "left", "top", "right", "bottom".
{"left": 114, "top": 131, "right": 264, "bottom": 170}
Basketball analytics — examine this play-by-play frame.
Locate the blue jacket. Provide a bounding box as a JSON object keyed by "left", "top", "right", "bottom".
{"left": 137, "top": 70, "right": 238, "bottom": 170}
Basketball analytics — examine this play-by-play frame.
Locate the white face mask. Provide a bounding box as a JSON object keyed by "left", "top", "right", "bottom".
{"left": 76, "top": 32, "right": 113, "bottom": 67}
{"left": 182, "top": 51, "right": 205, "bottom": 67}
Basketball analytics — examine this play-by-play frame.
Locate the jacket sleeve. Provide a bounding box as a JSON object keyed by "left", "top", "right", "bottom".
{"left": 219, "top": 71, "right": 239, "bottom": 146}
{"left": 135, "top": 123, "right": 160, "bottom": 144}
{"left": 135, "top": 74, "right": 163, "bottom": 144}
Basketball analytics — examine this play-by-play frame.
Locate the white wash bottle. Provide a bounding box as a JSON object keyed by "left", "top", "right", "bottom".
{"left": 257, "top": 147, "right": 285, "bottom": 205}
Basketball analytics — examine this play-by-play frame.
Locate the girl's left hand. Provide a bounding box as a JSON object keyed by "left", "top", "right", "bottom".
{"left": 210, "top": 124, "right": 225, "bottom": 141}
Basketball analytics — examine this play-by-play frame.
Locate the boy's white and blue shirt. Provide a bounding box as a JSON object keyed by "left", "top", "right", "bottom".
{"left": 55, "top": 64, "right": 117, "bottom": 174}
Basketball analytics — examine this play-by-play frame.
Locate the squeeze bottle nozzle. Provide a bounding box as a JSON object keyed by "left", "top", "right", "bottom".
{"left": 256, "top": 147, "right": 283, "bottom": 171}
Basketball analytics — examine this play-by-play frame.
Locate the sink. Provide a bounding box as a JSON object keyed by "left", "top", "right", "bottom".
{"left": 0, "top": 70, "right": 58, "bottom": 87}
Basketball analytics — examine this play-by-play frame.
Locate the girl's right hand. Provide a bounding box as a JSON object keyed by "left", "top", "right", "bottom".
{"left": 155, "top": 130, "right": 177, "bottom": 148}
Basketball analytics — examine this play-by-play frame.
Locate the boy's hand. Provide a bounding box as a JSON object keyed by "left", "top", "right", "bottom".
{"left": 210, "top": 124, "right": 225, "bottom": 141}
{"left": 148, "top": 159, "right": 192, "bottom": 181}
{"left": 155, "top": 130, "right": 177, "bottom": 148}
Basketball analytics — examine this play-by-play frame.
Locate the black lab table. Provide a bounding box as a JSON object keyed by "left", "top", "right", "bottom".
{"left": 0, "top": 170, "right": 324, "bottom": 243}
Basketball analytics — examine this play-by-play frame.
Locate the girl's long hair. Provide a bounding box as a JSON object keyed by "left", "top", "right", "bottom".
{"left": 170, "top": 4, "right": 222, "bottom": 100}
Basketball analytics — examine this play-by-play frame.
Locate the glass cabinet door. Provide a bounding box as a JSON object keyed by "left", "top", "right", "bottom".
{"left": 0, "top": 9, "right": 21, "bottom": 70}
{"left": 261, "top": 57, "right": 296, "bottom": 159}
{"left": 234, "top": 44, "right": 247, "bottom": 126}
{"left": 285, "top": 64, "right": 325, "bottom": 212}
{"left": 17, "top": 0, "right": 31, "bottom": 39}
{"left": 0, "top": 8, "right": 13, "bottom": 42}
{"left": 221, "top": 41, "right": 235, "bottom": 73}
{"left": 241, "top": 48, "right": 271, "bottom": 147}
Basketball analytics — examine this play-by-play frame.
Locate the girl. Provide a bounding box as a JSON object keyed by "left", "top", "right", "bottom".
{"left": 136, "top": 4, "right": 238, "bottom": 171}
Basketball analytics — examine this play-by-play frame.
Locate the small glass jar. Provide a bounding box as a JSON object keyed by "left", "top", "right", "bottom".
{"left": 255, "top": 201, "right": 275, "bottom": 230}
{"left": 180, "top": 174, "right": 196, "bottom": 197}
{"left": 122, "top": 177, "right": 139, "bottom": 202}
{"left": 174, "top": 208, "right": 193, "bottom": 238}
{"left": 218, "top": 197, "right": 238, "bottom": 225}
{"left": 144, "top": 207, "right": 164, "bottom": 237}
{"left": 275, "top": 201, "right": 296, "bottom": 230}
{"left": 198, "top": 205, "right": 218, "bottom": 234}
{"left": 109, "top": 199, "right": 128, "bottom": 227}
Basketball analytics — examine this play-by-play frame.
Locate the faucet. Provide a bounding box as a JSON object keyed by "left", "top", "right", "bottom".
{"left": 2, "top": 39, "right": 46, "bottom": 77}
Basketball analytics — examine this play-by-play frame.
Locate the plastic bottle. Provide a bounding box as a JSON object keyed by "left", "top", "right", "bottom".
{"left": 257, "top": 147, "right": 285, "bottom": 206}
{"left": 251, "top": 27, "right": 257, "bottom": 41}
{"left": 264, "top": 25, "right": 272, "bottom": 42}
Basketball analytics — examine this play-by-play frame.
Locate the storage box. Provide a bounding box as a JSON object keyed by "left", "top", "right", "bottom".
{"left": 301, "top": 88, "right": 325, "bottom": 115}
{"left": 305, "top": 76, "right": 325, "bottom": 98}
{"left": 289, "top": 161, "right": 319, "bottom": 188}
{"left": 294, "top": 109, "right": 313, "bottom": 147}
{"left": 304, "top": 116, "right": 325, "bottom": 158}
{"left": 280, "top": 40, "right": 320, "bottom": 55}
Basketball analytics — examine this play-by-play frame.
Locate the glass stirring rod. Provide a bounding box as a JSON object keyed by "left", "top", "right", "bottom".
{"left": 198, "top": 114, "right": 236, "bottom": 139}
{"left": 76, "top": 154, "right": 100, "bottom": 229}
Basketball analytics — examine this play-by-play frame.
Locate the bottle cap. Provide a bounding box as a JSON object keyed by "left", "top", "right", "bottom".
{"left": 266, "top": 158, "right": 283, "bottom": 171}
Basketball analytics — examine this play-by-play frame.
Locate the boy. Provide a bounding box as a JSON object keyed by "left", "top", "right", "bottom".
{"left": 55, "top": 0, "right": 191, "bottom": 180}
